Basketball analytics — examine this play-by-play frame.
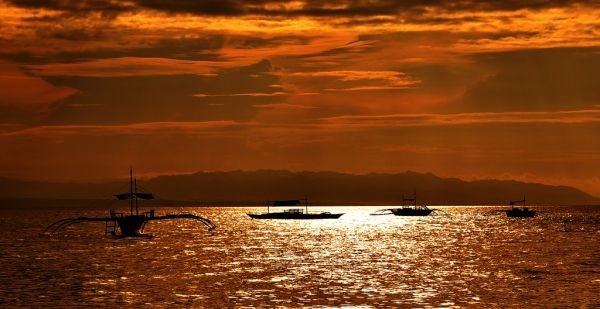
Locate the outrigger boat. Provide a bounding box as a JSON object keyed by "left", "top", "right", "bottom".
{"left": 41, "top": 168, "right": 216, "bottom": 237}
{"left": 247, "top": 198, "right": 344, "bottom": 219}
{"left": 505, "top": 198, "right": 536, "bottom": 218}
{"left": 372, "top": 191, "right": 434, "bottom": 216}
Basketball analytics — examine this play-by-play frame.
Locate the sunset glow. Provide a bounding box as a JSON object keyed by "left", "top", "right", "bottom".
{"left": 1, "top": 0, "right": 600, "bottom": 195}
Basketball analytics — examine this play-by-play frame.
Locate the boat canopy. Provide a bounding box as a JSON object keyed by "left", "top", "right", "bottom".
{"left": 114, "top": 192, "right": 154, "bottom": 200}
{"left": 272, "top": 199, "right": 300, "bottom": 206}
{"left": 510, "top": 199, "right": 526, "bottom": 206}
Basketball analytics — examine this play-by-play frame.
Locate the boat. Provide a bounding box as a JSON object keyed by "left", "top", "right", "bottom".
{"left": 505, "top": 198, "right": 536, "bottom": 218}
{"left": 247, "top": 198, "right": 344, "bottom": 219}
{"left": 373, "top": 190, "right": 434, "bottom": 216}
{"left": 390, "top": 194, "right": 433, "bottom": 216}
{"left": 41, "top": 168, "right": 216, "bottom": 237}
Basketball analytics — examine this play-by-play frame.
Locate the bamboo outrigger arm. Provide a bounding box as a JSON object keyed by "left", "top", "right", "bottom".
{"left": 40, "top": 213, "right": 217, "bottom": 235}
{"left": 41, "top": 217, "right": 111, "bottom": 234}
{"left": 40, "top": 169, "right": 217, "bottom": 237}
{"left": 370, "top": 209, "right": 394, "bottom": 215}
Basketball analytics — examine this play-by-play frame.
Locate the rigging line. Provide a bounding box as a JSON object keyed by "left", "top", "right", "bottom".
{"left": 108, "top": 179, "right": 131, "bottom": 197}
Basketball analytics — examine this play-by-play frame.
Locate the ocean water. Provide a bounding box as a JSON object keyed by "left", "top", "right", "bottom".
{"left": 0, "top": 206, "right": 599, "bottom": 307}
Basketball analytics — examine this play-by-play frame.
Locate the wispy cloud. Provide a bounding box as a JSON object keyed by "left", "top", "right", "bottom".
{"left": 0, "top": 61, "right": 76, "bottom": 108}
{"left": 284, "top": 70, "right": 420, "bottom": 93}
{"left": 25, "top": 57, "right": 236, "bottom": 77}
{"left": 6, "top": 109, "right": 600, "bottom": 139}
{"left": 194, "top": 91, "right": 317, "bottom": 98}
{"left": 0, "top": 121, "right": 250, "bottom": 138}
{"left": 320, "top": 109, "right": 600, "bottom": 127}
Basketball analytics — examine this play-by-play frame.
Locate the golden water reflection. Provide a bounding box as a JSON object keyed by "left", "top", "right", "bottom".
{"left": 0, "top": 206, "right": 599, "bottom": 307}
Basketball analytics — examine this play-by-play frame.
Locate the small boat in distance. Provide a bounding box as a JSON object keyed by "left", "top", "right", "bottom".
{"left": 247, "top": 198, "right": 344, "bottom": 219}
{"left": 372, "top": 191, "right": 434, "bottom": 216}
{"left": 390, "top": 194, "right": 433, "bottom": 216}
{"left": 505, "top": 198, "right": 536, "bottom": 218}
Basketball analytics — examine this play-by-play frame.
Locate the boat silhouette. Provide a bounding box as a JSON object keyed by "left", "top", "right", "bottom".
{"left": 373, "top": 190, "right": 434, "bottom": 216}
{"left": 41, "top": 168, "right": 216, "bottom": 237}
{"left": 505, "top": 198, "right": 536, "bottom": 218}
{"left": 247, "top": 198, "right": 344, "bottom": 219}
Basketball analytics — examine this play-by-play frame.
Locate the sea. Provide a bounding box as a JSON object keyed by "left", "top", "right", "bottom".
{"left": 0, "top": 206, "right": 599, "bottom": 307}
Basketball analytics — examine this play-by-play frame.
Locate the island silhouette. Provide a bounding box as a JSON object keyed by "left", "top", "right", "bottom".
{"left": 1, "top": 170, "right": 597, "bottom": 206}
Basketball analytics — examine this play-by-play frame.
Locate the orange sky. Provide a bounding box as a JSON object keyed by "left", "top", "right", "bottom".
{"left": 1, "top": 0, "right": 600, "bottom": 195}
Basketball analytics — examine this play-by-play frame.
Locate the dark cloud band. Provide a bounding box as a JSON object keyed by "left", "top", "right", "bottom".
{"left": 7, "top": 0, "right": 597, "bottom": 17}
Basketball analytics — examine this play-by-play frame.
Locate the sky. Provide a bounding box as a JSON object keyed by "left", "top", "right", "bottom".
{"left": 1, "top": 0, "right": 600, "bottom": 195}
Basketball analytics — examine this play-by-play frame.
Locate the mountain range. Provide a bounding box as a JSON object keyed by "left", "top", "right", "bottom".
{"left": 0, "top": 170, "right": 597, "bottom": 206}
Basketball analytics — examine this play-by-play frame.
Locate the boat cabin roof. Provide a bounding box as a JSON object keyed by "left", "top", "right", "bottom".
{"left": 283, "top": 208, "right": 304, "bottom": 214}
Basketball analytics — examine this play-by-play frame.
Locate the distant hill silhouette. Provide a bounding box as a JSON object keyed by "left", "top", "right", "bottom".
{"left": 0, "top": 170, "right": 597, "bottom": 205}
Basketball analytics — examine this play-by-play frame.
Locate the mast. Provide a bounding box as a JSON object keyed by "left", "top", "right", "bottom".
{"left": 135, "top": 177, "right": 139, "bottom": 215}
{"left": 305, "top": 195, "right": 308, "bottom": 214}
{"left": 414, "top": 188, "right": 417, "bottom": 209}
{"left": 129, "top": 167, "right": 133, "bottom": 215}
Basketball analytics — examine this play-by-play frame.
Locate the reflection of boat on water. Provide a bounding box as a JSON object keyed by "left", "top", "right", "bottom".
{"left": 41, "top": 168, "right": 216, "bottom": 237}
{"left": 247, "top": 198, "right": 344, "bottom": 219}
{"left": 373, "top": 191, "right": 434, "bottom": 216}
{"left": 505, "top": 198, "right": 536, "bottom": 218}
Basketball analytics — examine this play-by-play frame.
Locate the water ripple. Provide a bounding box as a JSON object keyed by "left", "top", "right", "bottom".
{"left": 0, "top": 206, "right": 599, "bottom": 307}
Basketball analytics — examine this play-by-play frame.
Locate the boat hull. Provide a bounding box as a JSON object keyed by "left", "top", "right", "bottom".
{"left": 506, "top": 209, "right": 536, "bottom": 218}
{"left": 116, "top": 215, "right": 147, "bottom": 237}
{"left": 390, "top": 208, "right": 433, "bottom": 216}
{"left": 247, "top": 212, "right": 344, "bottom": 219}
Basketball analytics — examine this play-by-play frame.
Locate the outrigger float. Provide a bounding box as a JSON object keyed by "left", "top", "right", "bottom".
{"left": 41, "top": 169, "right": 216, "bottom": 237}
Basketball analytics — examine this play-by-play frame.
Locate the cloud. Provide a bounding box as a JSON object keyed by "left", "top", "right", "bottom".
{"left": 319, "top": 109, "right": 600, "bottom": 128}
{"left": 25, "top": 57, "right": 234, "bottom": 77}
{"left": 0, "top": 61, "right": 75, "bottom": 105}
{"left": 0, "top": 120, "right": 249, "bottom": 138}
{"left": 5, "top": 0, "right": 133, "bottom": 16}
{"left": 284, "top": 70, "right": 420, "bottom": 93}
{"left": 6, "top": 0, "right": 597, "bottom": 17}
{"left": 194, "top": 92, "right": 289, "bottom": 98}
{"left": 2, "top": 0, "right": 600, "bottom": 195}
{"left": 7, "top": 108, "right": 600, "bottom": 139}
{"left": 463, "top": 46, "right": 600, "bottom": 111}
{"left": 18, "top": 60, "right": 284, "bottom": 125}
{"left": 0, "top": 61, "right": 76, "bottom": 122}
{"left": 289, "top": 70, "right": 415, "bottom": 83}
{"left": 3, "top": 1, "right": 600, "bottom": 67}
{"left": 7, "top": 33, "right": 314, "bottom": 64}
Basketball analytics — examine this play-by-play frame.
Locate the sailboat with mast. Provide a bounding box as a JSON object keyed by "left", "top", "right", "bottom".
{"left": 110, "top": 168, "right": 156, "bottom": 236}
{"left": 247, "top": 197, "right": 344, "bottom": 219}
{"left": 372, "top": 189, "right": 435, "bottom": 216}
{"left": 390, "top": 194, "right": 433, "bottom": 216}
{"left": 41, "top": 168, "right": 216, "bottom": 237}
